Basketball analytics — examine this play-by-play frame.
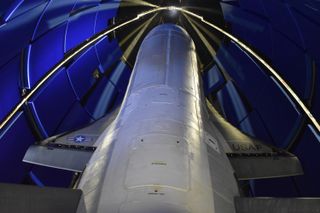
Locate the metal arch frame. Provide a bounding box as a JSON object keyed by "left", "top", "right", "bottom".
{"left": 0, "top": 6, "right": 319, "bottom": 134}
{"left": 177, "top": 7, "right": 320, "bottom": 133}
{"left": 0, "top": 6, "right": 163, "bottom": 131}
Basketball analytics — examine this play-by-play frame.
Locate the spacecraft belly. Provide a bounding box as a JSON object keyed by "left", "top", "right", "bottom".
{"left": 77, "top": 24, "right": 238, "bottom": 213}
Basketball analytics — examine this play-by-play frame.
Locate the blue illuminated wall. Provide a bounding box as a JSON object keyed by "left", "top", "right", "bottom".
{"left": 204, "top": 0, "right": 320, "bottom": 196}
{"left": 0, "top": 0, "right": 130, "bottom": 186}
{"left": 0, "top": 0, "right": 319, "bottom": 197}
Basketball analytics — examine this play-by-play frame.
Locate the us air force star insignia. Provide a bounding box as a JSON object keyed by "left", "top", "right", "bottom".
{"left": 74, "top": 135, "right": 86, "bottom": 143}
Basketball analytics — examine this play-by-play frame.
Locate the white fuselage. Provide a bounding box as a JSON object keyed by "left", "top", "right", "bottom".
{"left": 77, "top": 24, "right": 239, "bottom": 213}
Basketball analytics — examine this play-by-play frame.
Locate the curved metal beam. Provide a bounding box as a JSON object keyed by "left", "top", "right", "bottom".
{"left": 0, "top": 7, "right": 165, "bottom": 131}
{"left": 177, "top": 7, "right": 319, "bottom": 133}
{"left": 1, "top": 6, "right": 318, "bottom": 134}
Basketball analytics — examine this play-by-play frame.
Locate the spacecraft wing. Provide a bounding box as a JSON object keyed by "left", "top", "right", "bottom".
{"left": 227, "top": 152, "right": 302, "bottom": 180}
{"left": 206, "top": 100, "right": 303, "bottom": 180}
{"left": 23, "top": 107, "right": 119, "bottom": 172}
{"left": 23, "top": 145, "right": 94, "bottom": 172}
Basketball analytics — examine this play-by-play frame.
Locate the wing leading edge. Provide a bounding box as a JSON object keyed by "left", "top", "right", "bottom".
{"left": 206, "top": 100, "right": 303, "bottom": 180}
{"left": 23, "top": 107, "right": 119, "bottom": 172}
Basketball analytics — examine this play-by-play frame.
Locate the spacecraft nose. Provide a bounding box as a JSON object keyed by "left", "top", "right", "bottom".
{"left": 145, "top": 24, "right": 190, "bottom": 39}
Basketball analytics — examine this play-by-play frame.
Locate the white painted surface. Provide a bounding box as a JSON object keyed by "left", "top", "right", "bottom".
{"left": 77, "top": 24, "right": 238, "bottom": 213}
